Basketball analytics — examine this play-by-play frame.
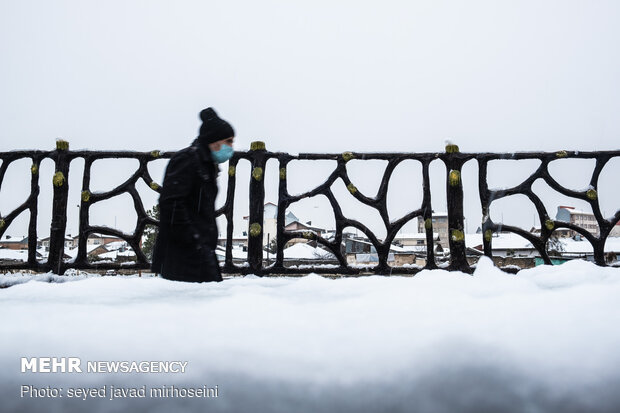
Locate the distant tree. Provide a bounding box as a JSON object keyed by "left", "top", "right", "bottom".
{"left": 313, "top": 246, "right": 336, "bottom": 260}
{"left": 142, "top": 205, "right": 160, "bottom": 260}
{"left": 546, "top": 233, "right": 564, "bottom": 257}
{"left": 266, "top": 236, "right": 277, "bottom": 254}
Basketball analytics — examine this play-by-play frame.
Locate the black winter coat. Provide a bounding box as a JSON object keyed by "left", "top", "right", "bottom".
{"left": 151, "top": 138, "right": 223, "bottom": 282}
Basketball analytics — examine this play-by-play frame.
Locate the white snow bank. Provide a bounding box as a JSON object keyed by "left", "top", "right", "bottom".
{"left": 1, "top": 257, "right": 620, "bottom": 413}
{"left": 0, "top": 272, "right": 94, "bottom": 288}
{"left": 0, "top": 271, "right": 157, "bottom": 288}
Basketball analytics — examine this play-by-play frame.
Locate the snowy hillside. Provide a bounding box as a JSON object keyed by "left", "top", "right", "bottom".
{"left": 1, "top": 258, "right": 620, "bottom": 413}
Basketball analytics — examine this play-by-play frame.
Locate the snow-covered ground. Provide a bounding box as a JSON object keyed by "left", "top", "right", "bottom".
{"left": 2, "top": 257, "right": 620, "bottom": 413}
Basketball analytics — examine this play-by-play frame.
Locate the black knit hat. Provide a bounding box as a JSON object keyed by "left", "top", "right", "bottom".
{"left": 198, "top": 107, "right": 235, "bottom": 144}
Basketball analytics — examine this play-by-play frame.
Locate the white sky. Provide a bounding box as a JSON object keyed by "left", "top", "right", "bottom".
{"left": 1, "top": 0, "right": 619, "bottom": 240}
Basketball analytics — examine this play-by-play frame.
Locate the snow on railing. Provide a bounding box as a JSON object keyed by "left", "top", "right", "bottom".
{"left": 1, "top": 141, "right": 619, "bottom": 275}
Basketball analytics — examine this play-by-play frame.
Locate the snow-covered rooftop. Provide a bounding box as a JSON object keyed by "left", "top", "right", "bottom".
{"left": 0, "top": 235, "right": 26, "bottom": 243}
{"left": 64, "top": 244, "right": 100, "bottom": 259}
{"left": 465, "top": 233, "right": 620, "bottom": 254}
{"left": 561, "top": 237, "right": 620, "bottom": 254}
{"left": 97, "top": 249, "right": 136, "bottom": 260}
{"left": 283, "top": 243, "right": 335, "bottom": 259}
{"left": 215, "top": 246, "right": 247, "bottom": 259}
{"left": 389, "top": 244, "right": 426, "bottom": 253}
{"left": 558, "top": 207, "right": 593, "bottom": 215}
{"left": 0, "top": 249, "right": 29, "bottom": 261}
{"left": 466, "top": 233, "right": 535, "bottom": 250}
{"left": 104, "top": 241, "right": 127, "bottom": 251}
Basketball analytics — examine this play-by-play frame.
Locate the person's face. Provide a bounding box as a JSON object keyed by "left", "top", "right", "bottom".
{"left": 208, "top": 136, "right": 234, "bottom": 152}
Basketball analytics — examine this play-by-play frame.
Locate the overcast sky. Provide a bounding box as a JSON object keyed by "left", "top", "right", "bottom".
{"left": 1, "top": 0, "right": 619, "bottom": 242}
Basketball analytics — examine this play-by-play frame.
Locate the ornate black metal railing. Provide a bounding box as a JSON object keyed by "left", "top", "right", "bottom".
{"left": 1, "top": 140, "right": 619, "bottom": 275}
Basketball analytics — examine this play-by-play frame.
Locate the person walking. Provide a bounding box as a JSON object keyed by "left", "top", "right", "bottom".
{"left": 151, "top": 107, "right": 235, "bottom": 282}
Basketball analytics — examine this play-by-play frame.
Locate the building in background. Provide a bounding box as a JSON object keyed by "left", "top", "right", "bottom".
{"left": 555, "top": 206, "right": 599, "bottom": 237}
{"left": 394, "top": 232, "right": 439, "bottom": 247}
{"left": 244, "top": 202, "right": 300, "bottom": 248}
{"left": 0, "top": 235, "right": 28, "bottom": 250}
{"left": 39, "top": 235, "right": 74, "bottom": 250}
{"left": 284, "top": 221, "right": 326, "bottom": 245}
{"left": 418, "top": 212, "right": 449, "bottom": 247}
{"left": 217, "top": 235, "right": 249, "bottom": 250}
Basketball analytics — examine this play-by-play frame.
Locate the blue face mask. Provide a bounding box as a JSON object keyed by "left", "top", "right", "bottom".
{"left": 211, "top": 144, "right": 234, "bottom": 164}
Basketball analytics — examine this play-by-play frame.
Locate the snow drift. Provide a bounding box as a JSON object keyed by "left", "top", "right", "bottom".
{"left": 1, "top": 257, "right": 620, "bottom": 413}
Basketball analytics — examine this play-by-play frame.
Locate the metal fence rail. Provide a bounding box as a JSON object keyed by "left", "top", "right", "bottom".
{"left": 1, "top": 140, "right": 619, "bottom": 275}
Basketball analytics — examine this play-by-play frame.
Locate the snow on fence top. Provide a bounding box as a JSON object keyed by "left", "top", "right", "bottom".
{"left": 1, "top": 141, "right": 619, "bottom": 275}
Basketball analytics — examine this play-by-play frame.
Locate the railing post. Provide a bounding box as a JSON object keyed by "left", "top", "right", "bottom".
{"left": 478, "top": 158, "right": 494, "bottom": 258}
{"left": 76, "top": 157, "right": 92, "bottom": 267}
{"left": 247, "top": 141, "right": 267, "bottom": 274}
{"left": 224, "top": 157, "right": 239, "bottom": 271}
{"left": 27, "top": 157, "right": 41, "bottom": 267}
{"left": 48, "top": 140, "right": 71, "bottom": 274}
{"left": 275, "top": 157, "right": 291, "bottom": 270}
{"left": 422, "top": 159, "right": 437, "bottom": 269}
{"left": 444, "top": 144, "right": 471, "bottom": 272}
